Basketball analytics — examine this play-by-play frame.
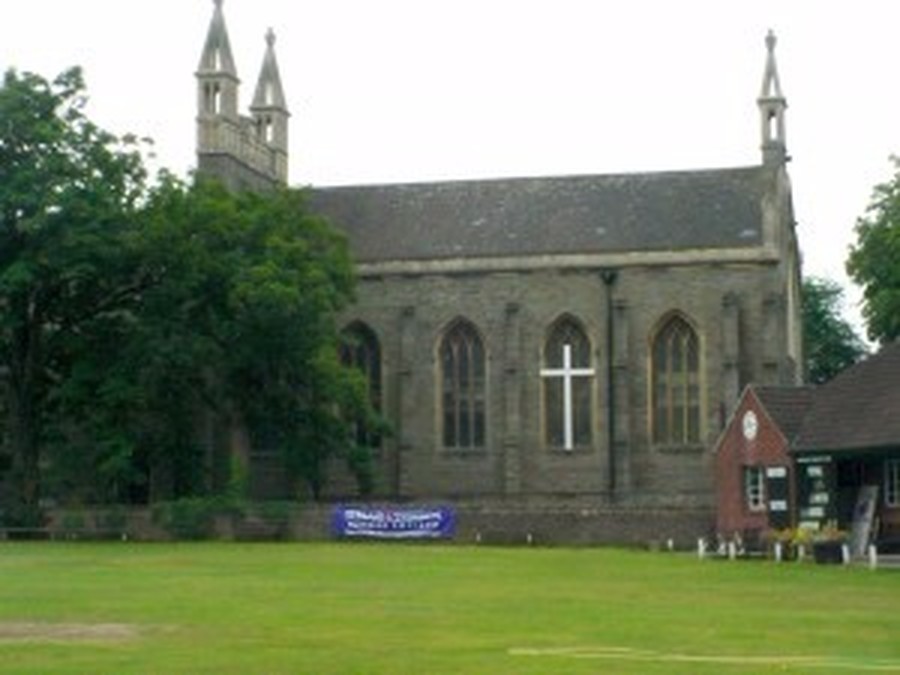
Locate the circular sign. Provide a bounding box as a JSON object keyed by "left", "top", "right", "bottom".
{"left": 742, "top": 410, "right": 759, "bottom": 441}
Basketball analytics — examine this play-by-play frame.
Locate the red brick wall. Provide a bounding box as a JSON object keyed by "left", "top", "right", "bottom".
{"left": 715, "top": 389, "right": 792, "bottom": 537}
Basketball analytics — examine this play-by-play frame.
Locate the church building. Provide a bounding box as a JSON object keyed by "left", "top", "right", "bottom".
{"left": 196, "top": 0, "right": 803, "bottom": 542}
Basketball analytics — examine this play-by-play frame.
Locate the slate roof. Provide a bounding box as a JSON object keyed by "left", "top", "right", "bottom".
{"left": 309, "top": 166, "right": 769, "bottom": 263}
{"left": 793, "top": 341, "right": 900, "bottom": 453}
{"left": 754, "top": 386, "right": 816, "bottom": 443}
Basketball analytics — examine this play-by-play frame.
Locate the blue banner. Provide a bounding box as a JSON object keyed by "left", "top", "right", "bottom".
{"left": 332, "top": 506, "right": 455, "bottom": 539}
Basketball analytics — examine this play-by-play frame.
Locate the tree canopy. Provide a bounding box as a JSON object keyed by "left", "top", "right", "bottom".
{"left": 0, "top": 68, "right": 377, "bottom": 522}
{"left": 847, "top": 156, "right": 900, "bottom": 344}
{"left": 0, "top": 68, "right": 152, "bottom": 520}
{"left": 801, "top": 277, "right": 867, "bottom": 384}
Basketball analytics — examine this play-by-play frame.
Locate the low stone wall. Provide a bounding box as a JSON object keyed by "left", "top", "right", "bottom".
{"left": 41, "top": 508, "right": 167, "bottom": 541}
{"left": 453, "top": 502, "right": 713, "bottom": 548}
{"left": 263, "top": 497, "right": 714, "bottom": 547}
{"left": 43, "top": 497, "right": 714, "bottom": 548}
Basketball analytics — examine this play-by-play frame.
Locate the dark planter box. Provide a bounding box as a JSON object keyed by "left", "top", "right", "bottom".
{"left": 813, "top": 541, "right": 845, "bottom": 564}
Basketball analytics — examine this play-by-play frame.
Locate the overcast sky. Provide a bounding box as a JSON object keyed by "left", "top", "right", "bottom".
{"left": 3, "top": 0, "right": 899, "bottom": 336}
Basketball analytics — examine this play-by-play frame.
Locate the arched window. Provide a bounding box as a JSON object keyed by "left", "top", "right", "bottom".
{"left": 204, "top": 83, "right": 222, "bottom": 115}
{"left": 440, "top": 320, "right": 486, "bottom": 450}
{"left": 651, "top": 314, "right": 701, "bottom": 444}
{"left": 339, "top": 322, "right": 382, "bottom": 448}
{"left": 541, "top": 317, "right": 593, "bottom": 450}
{"left": 258, "top": 116, "right": 273, "bottom": 144}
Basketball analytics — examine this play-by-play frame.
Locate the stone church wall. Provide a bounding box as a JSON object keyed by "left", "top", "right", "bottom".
{"left": 197, "top": 153, "right": 280, "bottom": 194}
{"left": 321, "top": 253, "right": 795, "bottom": 509}
{"left": 190, "top": 2, "right": 803, "bottom": 542}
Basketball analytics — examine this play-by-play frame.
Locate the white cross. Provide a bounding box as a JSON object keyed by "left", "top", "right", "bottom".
{"left": 540, "top": 343, "right": 595, "bottom": 450}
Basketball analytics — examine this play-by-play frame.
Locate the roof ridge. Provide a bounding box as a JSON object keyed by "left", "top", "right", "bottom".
{"left": 308, "top": 164, "right": 766, "bottom": 193}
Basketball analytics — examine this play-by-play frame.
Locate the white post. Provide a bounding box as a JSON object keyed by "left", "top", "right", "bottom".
{"left": 697, "top": 538, "right": 706, "bottom": 559}
{"left": 728, "top": 541, "right": 737, "bottom": 560}
{"left": 797, "top": 544, "right": 805, "bottom": 563}
{"left": 868, "top": 544, "right": 878, "bottom": 570}
{"left": 841, "top": 543, "right": 851, "bottom": 565}
{"left": 774, "top": 541, "right": 783, "bottom": 563}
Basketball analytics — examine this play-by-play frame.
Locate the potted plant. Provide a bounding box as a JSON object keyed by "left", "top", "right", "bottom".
{"left": 763, "top": 527, "right": 796, "bottom": 560}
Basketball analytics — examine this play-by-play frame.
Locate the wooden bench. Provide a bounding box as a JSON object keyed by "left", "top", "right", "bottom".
{"left": 0, "top": 527, "right": 128, "bottom": 541}
{"left": 0, "top": 527, "right": 52, "bottom": 540}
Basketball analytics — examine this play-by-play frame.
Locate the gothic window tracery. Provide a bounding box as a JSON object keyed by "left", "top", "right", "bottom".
{"left": 651, "top": 314, "right": 701, "bottom": 445}
{"left": 440, "top": 320, "right": 486, "bottom": 450}
{"left": 339, "top": 322, "right": 382, "bottom": 448}
{"left": 541, "top": 317, "right": 593, "bottom": 450}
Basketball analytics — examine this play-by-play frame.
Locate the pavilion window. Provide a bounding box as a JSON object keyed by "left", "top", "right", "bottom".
{"left": 744, "top": 466, "right": 766, "bottom": 512}
{"left": 886, "top": 460, "right": 900, "bottom": 507}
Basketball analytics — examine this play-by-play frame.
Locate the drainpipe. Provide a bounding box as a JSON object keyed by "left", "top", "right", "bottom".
{"left": 600, "top": 269, "right": 618, "bottom": 501}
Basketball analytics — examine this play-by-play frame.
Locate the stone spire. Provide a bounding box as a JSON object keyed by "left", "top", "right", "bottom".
{"left": 250, "top": 28, "right": 290, "bottom": 182}
{"left": 197, "top": 0, "right": 240, "bottom": 119}
{"left": 758, "top": 30, "right": 788, "bottom": 166}
{"left": 251, "top": 29, "right": 288, "bottom": 111}
{"left": 195, "top": 1, "right": 289, "bottom": 189}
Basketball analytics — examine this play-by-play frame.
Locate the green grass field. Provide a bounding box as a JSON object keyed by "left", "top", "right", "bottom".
{"left": 0, "top": 542, "right": 897, "bottom": 674}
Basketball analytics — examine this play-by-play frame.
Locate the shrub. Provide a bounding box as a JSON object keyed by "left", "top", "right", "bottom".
{"left": 152, "top": 498, "right": 221, "bottom": 540}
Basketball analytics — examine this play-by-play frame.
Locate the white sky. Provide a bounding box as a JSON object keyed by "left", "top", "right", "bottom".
{"left": 3, "top": 0, "right": 900, "bottom": 336}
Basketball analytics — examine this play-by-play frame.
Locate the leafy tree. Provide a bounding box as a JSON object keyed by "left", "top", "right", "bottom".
{"left": 847, "top": 156, "right": 900, "bottom": 344}
{"left": 0, "top": 68, "right": 152, "bottom": 521}
{"left": 802, "top": 277, "right": 867, "bottom": 384}
{"left": 128, "top": 178, "right": 379, "bottom": 500}
{"left": 1, "top": 68, "right": 380, "bottom": 517}
{"left": 49, "top": 176, "right": 381, "bottom": 503}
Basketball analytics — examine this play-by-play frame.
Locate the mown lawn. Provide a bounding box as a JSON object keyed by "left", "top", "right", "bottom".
{"left": 0, "top": 542, "right": 897, "bottom": 674}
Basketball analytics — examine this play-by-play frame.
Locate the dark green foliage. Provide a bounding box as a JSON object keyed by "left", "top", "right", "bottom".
{"left": 847, "top": 156, "right": 900, "bottom": 344}
{"left": 59, "top": 511, "right": 87, "bottom": 535}
{"left": 134, "top": 178, "right": 378, "bottom": 500}
{"left": 0, "top": 67, "right": 381, "bottom": 518}
{"left": 151, "top": 497, "right": 222, "bottom": 540}
{"left": 0, "top": 67, "right": 151, "bottom": 519}
{"left": 96, "top": 506, "right": 129, "bottom": 533}
{"left": 802, "top": 277, "right": 867, "bottom": 384}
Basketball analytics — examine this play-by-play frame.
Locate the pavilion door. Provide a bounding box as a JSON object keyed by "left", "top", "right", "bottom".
{"left": 765, "top": 465, "right": 790, "bottom": 530}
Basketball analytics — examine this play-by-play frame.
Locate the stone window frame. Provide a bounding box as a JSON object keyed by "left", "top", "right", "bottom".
{"left": 437, "top": 317, "right": 487, "bottom": 452}
{"left": 339, "top": 320, "right": 383, "bottom": 451}
{"left": 540, "top": 314, "right": 595, "bottom": 452}
{"left": 744, "top": 465, "right": 766, "bottom": 512}
{"left": 203, "top": 82, "right": 222, "bottom": 115}
{"left": 886, "top": 459, "right": 900, "bottom": 508}
{"left": 648, "top": 311, "right": 705, "bottom": 449}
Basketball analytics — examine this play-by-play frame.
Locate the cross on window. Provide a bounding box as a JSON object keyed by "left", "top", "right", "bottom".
{"left": 541, "top": 343, "right": 595, "bottom": 450}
